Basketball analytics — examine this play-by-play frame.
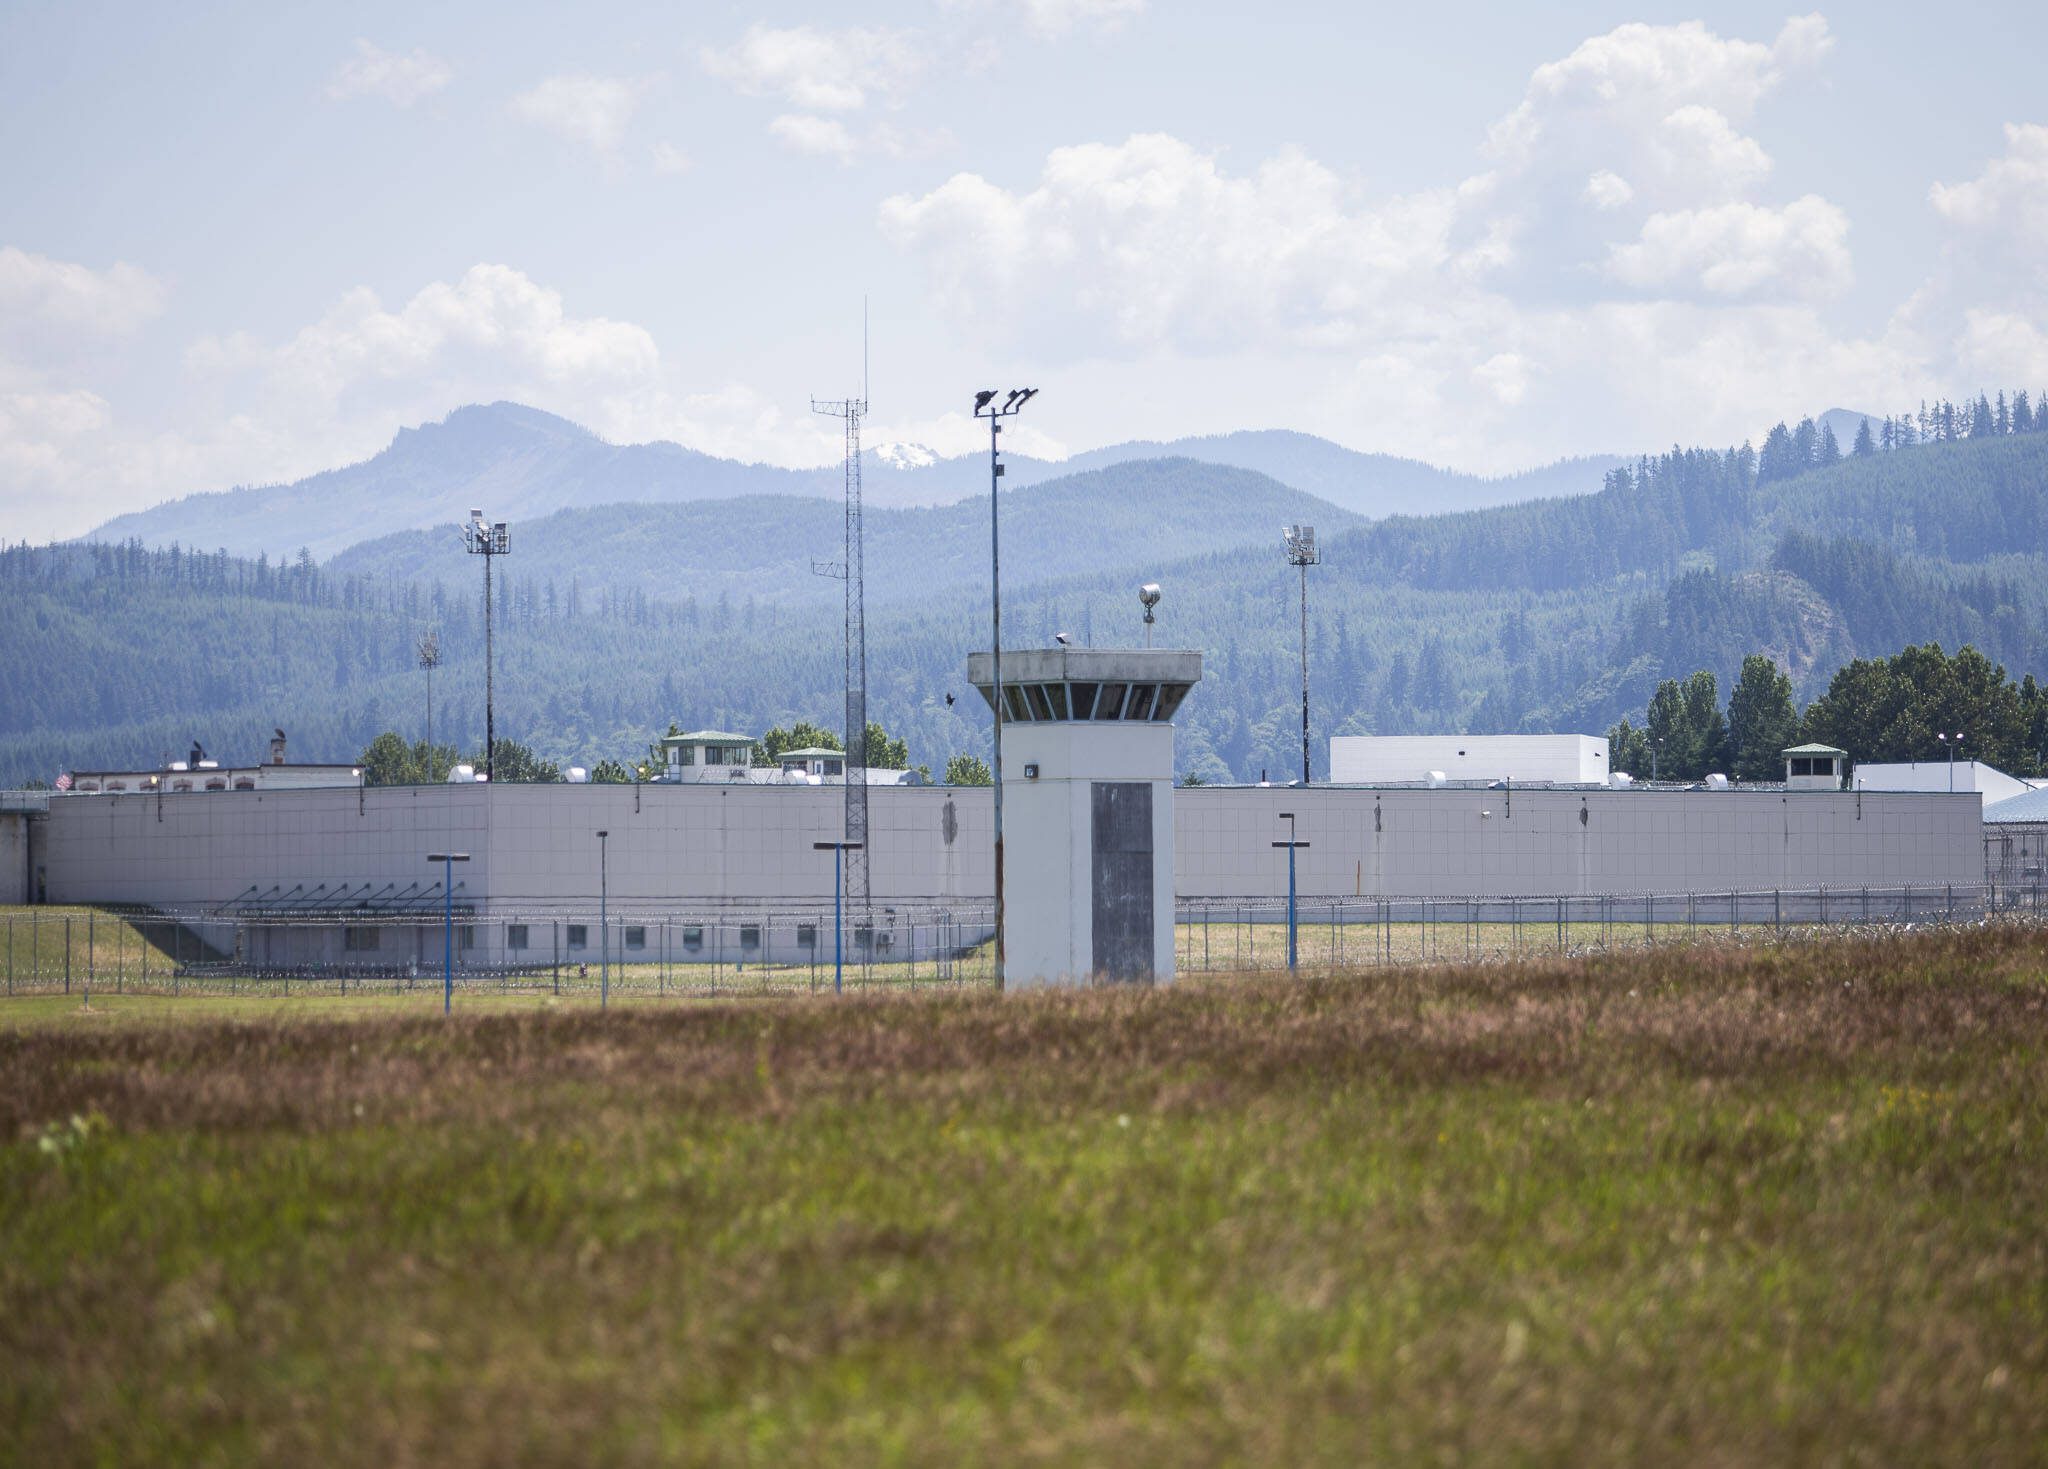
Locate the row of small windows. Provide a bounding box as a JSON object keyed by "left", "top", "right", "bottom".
{"left": 999, "top": 681, "right": 1192, "bottom": 724}
{"left": 339, "top": 922, "right": 889, "bottom": 954}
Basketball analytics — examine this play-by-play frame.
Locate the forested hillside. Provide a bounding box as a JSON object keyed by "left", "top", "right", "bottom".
{"left": 11, "top": 394, "right": 2048, "bottom": 786}
{"left": 325, "top": 459, "right": 1360, "bottom": 611}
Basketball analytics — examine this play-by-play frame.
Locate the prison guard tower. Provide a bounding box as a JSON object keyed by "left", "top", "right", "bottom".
{"left": 968, "top": 647, "right": 1202, "bottom": 987}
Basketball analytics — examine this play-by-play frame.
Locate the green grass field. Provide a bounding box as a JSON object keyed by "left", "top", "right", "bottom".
{"left": 5, "top": 926, "right": 2048, "bottom": 1464}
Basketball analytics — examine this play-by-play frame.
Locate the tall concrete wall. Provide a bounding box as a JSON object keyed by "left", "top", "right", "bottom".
{"left": 40, "top": 780, "right": 1982, "bottom": 916}
{"left": 0, "top": 812, "right": 29, "bottom": 905}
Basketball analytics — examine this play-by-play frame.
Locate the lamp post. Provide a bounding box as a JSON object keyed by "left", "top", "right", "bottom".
{"left": 1938, "top": 731, "right": 1966, "bottom": 792}
{"left": 462, "top": 510, "right": 510, "bottom": 782}
{"left": 416, "top": 631, "right": 440, "bottom": 755}
{"left": 974, "top": 386, "right": 1038, "bottom": 993}
{"left": 596, "top": 829, "right": 609, "bottom": 1008}
{"left": 813, "top": 840, "right": 864, "bottom": 995}
{"left": 1272, "top": 812, "right": 1311, "bottom": 972}
{"left": 1283, "top": 527, "right": 1319, "bottom": 784}
{"left": 425, "top": 852, "right": 470, "bottom": 1016}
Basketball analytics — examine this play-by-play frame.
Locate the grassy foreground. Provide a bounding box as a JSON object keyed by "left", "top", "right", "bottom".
{"left": 5, "top": 929, "right": 2048, "bottom": 1465}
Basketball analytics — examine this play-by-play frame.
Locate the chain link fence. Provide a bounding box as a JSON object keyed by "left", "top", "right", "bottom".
{"left": 1, "top": 882, "right": 2037, "bottom": 1000}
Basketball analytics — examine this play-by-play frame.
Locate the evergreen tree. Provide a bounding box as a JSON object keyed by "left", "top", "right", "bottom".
{"left": 944, "top": 753, "right": 992, "bottom": 786}
{"left": 1645, "top": 671, "right": 1726, "bottom": 780}
{"left": 1851, "top": 417, "right": 1876, "bottom": 457}
{"left": 1725, "top": 654, "right": 1799, "bottom": 780}
{"left": 1606, "top": 717, "right": 1652, "bottom": 777}
{"left": 1817, "top": 422, "right": 1842, "bottom": 466}
{"left": 2016, "top": 391, "right": 2036, "bottom": 433}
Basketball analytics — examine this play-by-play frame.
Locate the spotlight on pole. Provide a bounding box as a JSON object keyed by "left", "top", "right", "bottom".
{"left": 462, "top": 509, "right": 511, "bottom": 783}
{"left": 975, "top": 384, "right": 1040, "bottom": 993}
{"left": 1283, "top": 525, "right": 1319, "bottom": 785}
{"left": 1139, "top": 583, "right": 1161, "bottom": 648}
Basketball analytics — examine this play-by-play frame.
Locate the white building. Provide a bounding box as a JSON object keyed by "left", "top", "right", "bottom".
{"left": 63, "top": 732, "right": 361, "bottom": 796}
{"left": 1852, "top": 759, "right": 2040, "bottom": 806}
{"left": 1330, "top": 733, "right": 1609, "bottom": 786}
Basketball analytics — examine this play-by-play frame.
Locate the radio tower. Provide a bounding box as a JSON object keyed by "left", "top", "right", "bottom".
{"left": 811, "top": 384, "right": 870, "bottom": 916}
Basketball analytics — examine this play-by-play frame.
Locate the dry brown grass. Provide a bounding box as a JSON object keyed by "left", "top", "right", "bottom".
{"left": 4, "top": 924, "right": 2048, "bottom": 1465}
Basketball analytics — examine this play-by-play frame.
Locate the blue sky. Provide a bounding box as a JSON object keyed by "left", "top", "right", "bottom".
{"left": 2, "top": 2, "right": 2044, "bottom": 540}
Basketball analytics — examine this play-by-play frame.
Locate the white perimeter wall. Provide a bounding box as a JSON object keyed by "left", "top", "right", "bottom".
{"left": 1851, "top": 761, "right": 2035, "bottom": 807}
{"left": 1330, "top": 734, "right": 1609, "bottom": 785}
{"left": 41, "top": 779, "right": 1981, "bottom": 911}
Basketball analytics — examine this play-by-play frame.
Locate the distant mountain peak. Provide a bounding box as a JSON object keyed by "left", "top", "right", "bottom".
{"left": 393, "top": 401, "right": 598, "bottom": 451}
{"left": 871, "top": 442, "right": 939, "bottom": 470}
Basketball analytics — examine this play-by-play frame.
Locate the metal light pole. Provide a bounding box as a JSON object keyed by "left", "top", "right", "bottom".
{"left": 417, "top": 631, "right": 440, "bottom": 754}
{"left": 1939, "top": 731, "right": 1965, "bottom": 792}
{"left": 814, "top": 840, "right": 864, "bottom": 995}
{"left": 1272, "top": 812, "right": 1310, "bottom": 972}
{"left": 425, "top": 851, "right": 469, "bottom": 1015}
{"left": 974, "top": 386, "right": 1038, "bottom": 992}
{"left": 462, "top": 511, "right": 510, "bottom": 782}
{"left": 1283, "top": 527, "right": 1319, "bottom": 784}
{"left": 596, "top": 829, "right": 609, "bottom": 1008}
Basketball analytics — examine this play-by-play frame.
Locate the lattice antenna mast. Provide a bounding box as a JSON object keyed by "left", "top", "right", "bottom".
{"left": 811, "top": 391, "right": 870, "bottom": 911}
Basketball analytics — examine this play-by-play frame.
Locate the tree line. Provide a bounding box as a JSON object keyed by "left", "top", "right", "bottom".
{"left": 1607, "top": 643, "right": 2048, "bottom": 783}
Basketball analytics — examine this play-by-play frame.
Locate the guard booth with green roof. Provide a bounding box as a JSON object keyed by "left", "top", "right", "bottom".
{"left": 1783, "top": 743, "right": 1846, "bottom": 792}
{"left": 658, "top": 729, "right": 757, "bottom": 783}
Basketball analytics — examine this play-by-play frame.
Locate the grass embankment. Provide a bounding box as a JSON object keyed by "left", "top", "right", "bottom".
{"left": 5, "top": 927, "right": 2048, "bottom": 1465}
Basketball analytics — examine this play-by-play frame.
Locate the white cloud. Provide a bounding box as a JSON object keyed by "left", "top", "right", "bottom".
{"left": 1606, "top": 196, "right": 1851, "bottom": 299}
{"left": 940, "top": 0, "right": 1145, "bottom": 39}
{"left": 882, "top": 133, "right": 1463, "bottom": 355}
{"left": 0, "top": 246, "right": 165, "bottom": 340}
{"left": 1930, "top": 122, "right": 2048, "bottom": 247}
{"left": 649, "top": 142, "right": 693, "bottom": 175}
{"left": 325, "top": 39, "right": 452, "bottom": 108}
{"left": 769, "top": 114, "right": 857, "bottom": 161}
{"left": 1582, "top": 170, "right": 1633, "bottom": 210}
{"left": 510, "top": 73, "right": 645, "bottom": 155}
{"left": 701, "top": 25, "right": 927, "bottom": 113}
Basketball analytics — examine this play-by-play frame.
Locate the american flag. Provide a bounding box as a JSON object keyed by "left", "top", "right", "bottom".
{"left": 53, "top": 772, "right": 72, "bottom": 791}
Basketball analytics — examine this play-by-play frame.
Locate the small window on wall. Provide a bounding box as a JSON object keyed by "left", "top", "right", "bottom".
{"left": 1153, "top": 684, "right": 1190, "bottom": 722}
{"left": 1027, "top": 684, "right": 1055, "bottom": 721}
{"left": 506, "top": 924, "right": 529, "bottom": 951}
{"left": 1070, "top": 683, "right": 1098, "bottom": 718}
{"left": 1124, "top": 685, "right": 1156, "bottom": 720}
{"left": 458, "top": 926, "right": 475, "bottom": 951}
{"left": 624, "top": 926, "right": 646, "bottom": 950}
{"left": 682, "top": 926, "right": 704, "bottom": 952}
{"left": 566, "top": 924, "right": 588, "bottom": 949}
{"left": 1004, "top": 685, "right": 1030, "bottom": 721}
{"left": 740, "top": 925, "right": 761, "bottom": 949}
{"left": 233, "top": 777, "right": 255, "bottom": 790}
{"left": 1046, "top": 682, "right": 1070, "bottom": 719}
{"left": 797, "top": 924, "right": 818, "bottom": 948}
{"left": 343, "top": 926, "right": 381, "bottom": 952}
{"left": 1095, "top": 684, "right": 1127, "bottom": 720}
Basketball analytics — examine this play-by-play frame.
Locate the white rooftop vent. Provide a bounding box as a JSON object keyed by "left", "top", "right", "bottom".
{"left": 448, "top": 763, "right": 475, "bottom": 783}
{"left": 566, "top": 766, "right": 589, "bottom": 783}
{"left": 1608, "top": 771, "right": 1634, "bottom": 788}
{"left": 1704, "top": 772, "right": 1730, "bottom": 790}
{"left": 1425, "top": 770, "right": 1448, "bottom": 788}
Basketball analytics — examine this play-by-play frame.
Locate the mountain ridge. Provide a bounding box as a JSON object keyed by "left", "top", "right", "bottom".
{"left": 82, "top": 401, "right": 1626, "bottom": 562}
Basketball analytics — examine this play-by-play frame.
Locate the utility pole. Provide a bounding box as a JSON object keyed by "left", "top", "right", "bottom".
{"left": 1283, "top": 526, "right": 1319, "bottom": 784}
{"left": 974, "top": 387, "right": 1039, "bottom": 991}
{"left": 463, "top": 511, "right": 509, "bottom": 781}
{"left": 1273, "top": 812, "right": 1310, "bottom": 971}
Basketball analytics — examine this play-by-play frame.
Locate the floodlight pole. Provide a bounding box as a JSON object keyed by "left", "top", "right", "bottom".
{"left": 1272, "top": 813, "right": 1310, "bottom": 972}
{"left": 597, "top": 830, "right": 609, "bottom": 1008}
{"left": 463, "top": 513, "right": 510, "bottom": 782}
{"left": 426, "top": 852, "right": 470, "bottom": 1015}
{"left": 1284, "top": 527, "right": 1319, "bottom": 784}
{"left": 1939, "top": 731, "right": 1965, "bottom": 792}
{"left": 814, "top": 841, "right": 864, "bottom": 995}
{"left": 976, "top": 387, "right": 1037, "bottom": 992}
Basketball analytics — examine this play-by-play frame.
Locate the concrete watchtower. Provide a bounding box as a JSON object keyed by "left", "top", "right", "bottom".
{"left": 967, "top": 647, "right": 1202, "bottom": 987}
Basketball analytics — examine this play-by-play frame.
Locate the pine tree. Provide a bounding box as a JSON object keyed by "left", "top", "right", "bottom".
{"left": 2016, "top": 391, "right": 2036, "bottom": 433}
{"left": 1851, "top": 417, "right": 1875, "bottom": 456}
{"left": 1725, "top": 654, "right": 1799, "bottom": 780}
{"left": 1818, "top": 422, "right": 1843, "bottom": 465}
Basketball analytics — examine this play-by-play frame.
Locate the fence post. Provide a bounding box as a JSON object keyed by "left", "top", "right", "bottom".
{"left": 1774, "top": 890, "right": 1781, "bottom": 933}
{"left": 1946, "top": 884, "right": 1953, "bottom": 920}
{"left": 65, "top": 916, "right": 72, "bottom": 995}
{"left": 1556, "top": 897, "right": 1564, "bottom": 953}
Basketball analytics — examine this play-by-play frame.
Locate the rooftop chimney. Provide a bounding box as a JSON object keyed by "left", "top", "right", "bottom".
{"left": 271, "top": 729, "right": 287, "bottom": 766}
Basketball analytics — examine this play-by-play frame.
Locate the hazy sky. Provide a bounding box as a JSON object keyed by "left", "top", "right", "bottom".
{"left": 2, "top": 2, "right": 2043, "bottom": 541}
